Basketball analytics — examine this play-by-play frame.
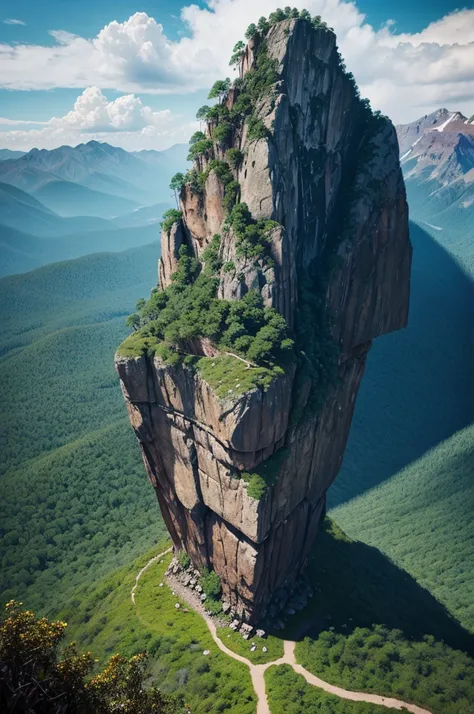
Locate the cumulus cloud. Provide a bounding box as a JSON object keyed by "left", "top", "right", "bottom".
{"left": 55, "top": 86, "right": 173, "bottom": 132}
{"left": 0, "top": 1, "right": 473, "bottom": 124}
{"left": 3, "top": 18, "right": 26, "bottom": 26}
{"left": 0, "top": 87, "right": 194, "bottom": 151}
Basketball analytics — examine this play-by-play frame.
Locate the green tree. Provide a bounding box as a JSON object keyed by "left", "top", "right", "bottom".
{"left": 189, "top": 130, "right": 207, "bottom": 145}
{"left": 245, "top": 23, "right": 258, "bottom": 40}
{"left": 257, "top": 16, "right": 270, "bottom": 33}
{"left": 269, "top": 9, "right": 286, "bottom": 24}
{"left": 169, "top": 173, "right": 185, "bottom": 207}
{"left": 226, "top": 148, "right": 244, "bottom": 169}
{"left": 187, "top": 138, "right": 213, "bottom": 162}
{"left": 195, "top": 105, "right": 210, "bottom": 124}
{"left": 200, "top": 570, "right": 221, "bottom": 599}
{"left": 208, "top": 78, "right": 231, "bottom": 103}
{"left": 0, "top": 601, "right": 184, "bottom": 714}
{"left": 229, "top": 40, "right": 245, "bottom": 67}
{"left": 213, "top": 122, "right": 232, "bottom": 145}
{"left": 161, "top": 209, "right": 183, "bottom": 234}
{"left": 126, "top": 313, "right": 141, "bottom": 332}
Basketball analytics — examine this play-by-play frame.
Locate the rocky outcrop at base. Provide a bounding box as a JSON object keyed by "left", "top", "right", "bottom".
{"left": 116, "top": 15, "right": 411, "bottom": 624}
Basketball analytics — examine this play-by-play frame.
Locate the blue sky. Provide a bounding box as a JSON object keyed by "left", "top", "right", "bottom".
{"left": 1, "top": 0, "right": 473, "bottom": 150}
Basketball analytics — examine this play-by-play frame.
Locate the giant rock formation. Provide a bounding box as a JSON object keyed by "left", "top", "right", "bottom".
{"left": 116, "top": 17, "right": 411, "bottom": 624}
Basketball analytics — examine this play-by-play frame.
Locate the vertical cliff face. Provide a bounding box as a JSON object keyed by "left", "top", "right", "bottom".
{"left": 115, "top": 17, "right": 411, "bottom": 624}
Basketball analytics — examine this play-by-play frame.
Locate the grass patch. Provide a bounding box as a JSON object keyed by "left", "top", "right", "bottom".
{"left": 195, "top": 354, "right": 282, "bottom": 399}
{"left": 116, "top": 331, "right": 161, "bottom": 358}
{"left": 216, "top": 627, "right": 283, "bottom": 664}
{"left": 242, "top": 447, "right": 288, "bottom": 500}
{"left": 60, "top": 551, "right": 256, "bottom": 714}
{"left": 265, "top": 664, "right": 398, "bottom": 713}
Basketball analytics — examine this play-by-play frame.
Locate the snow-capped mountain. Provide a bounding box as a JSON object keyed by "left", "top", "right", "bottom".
{"left": 396, "top": 109, "right": 474, "bottom": 273}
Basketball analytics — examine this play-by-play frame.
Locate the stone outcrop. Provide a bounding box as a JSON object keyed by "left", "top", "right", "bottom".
{"left": 115, "top": 18, "right": 411, "bottom": 624}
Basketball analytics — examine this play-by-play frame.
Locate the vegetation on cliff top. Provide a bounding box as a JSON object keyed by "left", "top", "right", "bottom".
{"left": 120, "top": 236, "right": 293, "bottom": 379}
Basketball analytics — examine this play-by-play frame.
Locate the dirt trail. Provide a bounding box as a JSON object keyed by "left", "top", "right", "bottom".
{"left": 130, "top": 547, "right": 173, "bottom": 605}
{"left": 132, "top": 553, "right": 434, "bottom": 714}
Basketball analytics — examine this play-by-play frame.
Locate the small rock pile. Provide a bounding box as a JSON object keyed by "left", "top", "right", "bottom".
{"left": 166, "top": 557, "right": 205, "bottom": 599}
{"left": 229, "top": 620, "right": 266, "bottom": 640}
{"left": 165, "top": 554, "right": 316, "bottom": 637}
{"left": 263, "top": 574, "right": 315, "bottom": 631}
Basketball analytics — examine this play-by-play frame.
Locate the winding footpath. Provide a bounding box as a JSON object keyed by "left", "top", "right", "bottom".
{"left": 131, "top": 553, "right": 434, "bottom": 714}
{"left": 130, "top": 547, "right": 173, "bottom": 605}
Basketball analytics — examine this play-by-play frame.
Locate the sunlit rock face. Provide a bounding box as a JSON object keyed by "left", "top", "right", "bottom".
{"left": 116, "top": 17, "right": 411, "bottom": 624}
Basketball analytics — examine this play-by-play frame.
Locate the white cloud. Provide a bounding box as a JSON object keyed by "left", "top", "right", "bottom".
{"left": 0, "top": 87, "right": 195, "bottom": 151}
{"left": 0, "top": 2, "right": 473, "bottom": 124}
{"left": 55, "top": 86, "right": 173, "bottom": 132}
{"left": 3, "top": 18, "right": 26, "bottom": 26}
{"left": 0, "top": 117, "right": 48, "bottom": 126}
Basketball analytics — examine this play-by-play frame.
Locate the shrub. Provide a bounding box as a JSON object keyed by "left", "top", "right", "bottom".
{"left": 247, "top": 116, "right": 269, "bottom": 141}
{"left": 178, "top": 551, "right": 190, "bottom": 569}
{"left": 0, "top": 601, "right": 183, "bottom": 714}
{"left": 196, "top": 105, "right": 210, "bottom": 121}
{"left": 213, "top": 122, "right": 232, "bottom": 145}
{"left": 229, "top": 41, "right": 245, "bottom": 67}
{"left": 245, "top": 23, "right": 258, "bottom": 40}
{"left": 190, "top": 130, "right": 207, "bottom": 145}
{"left": 200, "top": 569, "right": 222, "bottom": 599}
{"left": 205, "top": 598, "right": 223, "bottom": 616}
{"left": 223, "top": 180, "right": 240, "bottom": 212}
{"left": 161, "top": 209, "right": 183, "bottom": 234}
{"left": 126, "top": 313, "right": 141, "bottom": 332}
{"left": 228, "top": 202, "right": 279, "bottom": 259}
{"left": 226, "top": 148, "right": 244, "bottom": 169}
{"left": 187, "top": 138, "right": 214, "bottom": 162}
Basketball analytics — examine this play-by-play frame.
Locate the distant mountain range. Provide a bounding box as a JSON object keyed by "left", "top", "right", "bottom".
{"left": 0, "top": 149, "right": 26, "bottom": 161}
{"left": 396, "top": 108, "right": 474, "bottom": 273}
{"left": 0, "top": 140, "right": 184, "bottom": 275}
{"left": 0, "top": 140, "right": 187, "bottom": 218}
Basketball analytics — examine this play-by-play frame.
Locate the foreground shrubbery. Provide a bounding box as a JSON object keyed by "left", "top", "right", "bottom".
{"left": 60, "top": 555, "right": 256, "bottom": 714}
{"left": 0, "top": 601, "right": 184, "bottom": 713}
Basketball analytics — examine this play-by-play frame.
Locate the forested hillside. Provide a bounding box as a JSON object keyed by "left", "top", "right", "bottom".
{"left": 330, "top": 222, "right": 473, "bottom": 503}
{"left": 329, "top": 222, "right": 474, "bottom": 631}
{"left": 0, "top": 244, "right": 164, "bottom": 612}
{"left": 333, "top": 424, "right": 474, "bottom": 633}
